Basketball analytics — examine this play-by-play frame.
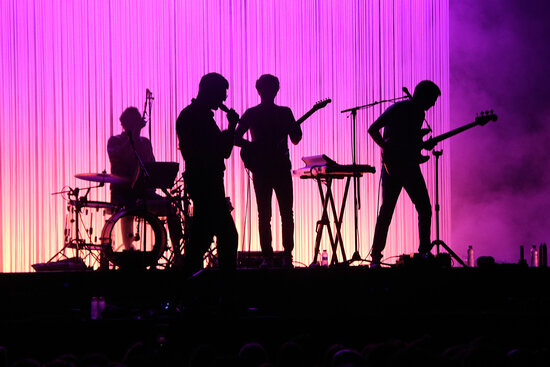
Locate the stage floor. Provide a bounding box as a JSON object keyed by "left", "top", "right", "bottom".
{"left": 0, "top": 264, "right": 548, "bottom": 364}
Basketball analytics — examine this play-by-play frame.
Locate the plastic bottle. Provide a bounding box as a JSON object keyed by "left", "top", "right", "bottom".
{"left": 530, "top": 245, "right": 539, "bottom": 267}
{"left": 91, "top": 297, "right": 98, "bottom": 319}
{"left": 467, "top": 246, "right": 475, "bottom": 267}
{"left": 321, "top": 249, "right": 329, "bottom": 267}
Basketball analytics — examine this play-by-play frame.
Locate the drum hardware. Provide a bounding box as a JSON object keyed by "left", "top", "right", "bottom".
{"left": 42, "top": 186, "right": 109, "bottom": 269}
{"left": 157, "top": 178, "right": 193, "bottom": 268}
{"left": 46, "top": 169, "right": 191, "bottom": 271}
{"left": 100, "top": 209, "right": 167, "bottom": 270}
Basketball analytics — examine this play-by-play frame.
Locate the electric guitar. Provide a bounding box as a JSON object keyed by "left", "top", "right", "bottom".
{"left": 240, "top": 98, "right": 331, "bottom": 172}
{"left": 383, "top": 111, "right": 498, "bottom": 171}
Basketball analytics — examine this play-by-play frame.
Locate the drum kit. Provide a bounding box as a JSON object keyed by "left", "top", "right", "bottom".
{"left": 46, "top": 167, "right": 191, "bottom": 271}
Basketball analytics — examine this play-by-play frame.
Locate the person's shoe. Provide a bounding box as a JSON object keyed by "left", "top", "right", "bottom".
{"left": 281, "top": 254, "right": 294, "bottom": 269}
{"left": 370, "top": 254, "right": 382, "bottom": 268}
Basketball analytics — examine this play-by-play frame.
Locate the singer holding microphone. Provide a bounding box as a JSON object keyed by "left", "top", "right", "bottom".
{"left": 368, "top": 80, "right": 440, "bottom": 267}
{"left": 176, "top": 72, "right": 239, "bottom": 275}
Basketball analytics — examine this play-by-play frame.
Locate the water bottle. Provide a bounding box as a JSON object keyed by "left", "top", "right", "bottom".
{"left": 91, "top": 297, "right": 98, "bottom": 319}
{"left": 321, "top": 249, "right": 329, "bottom": 267}
{"left": 530, "top": 245, "right": 539, "bottom": 267}
{"left": 467, "top": 246, "right": 475, "bottom": 267}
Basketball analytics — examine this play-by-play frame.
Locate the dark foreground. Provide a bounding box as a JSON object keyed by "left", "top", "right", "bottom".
{"left": 0, "top": 263, "right": 548, "bottom": 365}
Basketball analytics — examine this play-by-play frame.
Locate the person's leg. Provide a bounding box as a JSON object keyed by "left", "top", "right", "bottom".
{"left": 253, "top": 173, "right": 275, "bottom": 261}
{"left": 371, "top": 167, "right": 403, "bottom": 263}
{"left": 144, "top": 198, "right": 183, "bottom": 256}
{"left": 120, "top": 215, "right": 135, "bottom": 251}
{"left": 184, "top": 180, "right": 217, "bottom": 275}
{"left": 403, "top": 167, "right": 432, "bottom": 254}
{"left": 273, "top": 170, "right": 294, "bottom": 266}
{"left": 214, "top": 205, "right": 239, "bottom": 271}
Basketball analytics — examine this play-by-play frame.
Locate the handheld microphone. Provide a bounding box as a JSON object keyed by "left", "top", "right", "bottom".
{"left": 219, "top": 103, "right": 229, "bottom": 113}
{"left": 402, "top": 87, "right": 413, "bottom": 99}
{"left": 146, "top": 89, "right": 154, "bottom": 99}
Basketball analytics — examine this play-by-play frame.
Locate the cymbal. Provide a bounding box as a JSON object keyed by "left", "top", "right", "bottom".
{"left": 75, "top": 172, "right": 129, "bottom": 184}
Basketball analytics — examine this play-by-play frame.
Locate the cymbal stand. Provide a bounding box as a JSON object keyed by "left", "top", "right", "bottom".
{"left": 341, "top": 95, "right": 407, "bottom": 265}
{"left": 48, "top": 185, "right": 101, "bottom": 265}
{"left": 430, "top": 149, "right": 466, "bottom": 266}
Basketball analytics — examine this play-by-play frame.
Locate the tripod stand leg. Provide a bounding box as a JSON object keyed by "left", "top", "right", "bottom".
{"left": 431, "top": 240, "right": 467, "bottom": 267}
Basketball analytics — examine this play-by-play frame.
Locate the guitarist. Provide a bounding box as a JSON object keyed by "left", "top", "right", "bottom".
{"left": 235, "top": 74, "right": 302, "bottom": 268}
{"left": 368, "top": 80, "right": 440, "bottom": 267}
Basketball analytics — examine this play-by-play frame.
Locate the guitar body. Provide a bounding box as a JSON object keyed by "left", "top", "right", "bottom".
{"left": 240, "top": 142, "right": 271, "bottom": 173}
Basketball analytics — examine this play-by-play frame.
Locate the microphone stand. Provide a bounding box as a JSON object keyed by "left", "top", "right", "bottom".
{"left": 340, "top": 95, "right": 407, "bottom": 265}
{"left": 430, "top": 149, "right": 467, "bottom": 266}
{"left": 144, "top": 89, "right": 154, "bottom": 140}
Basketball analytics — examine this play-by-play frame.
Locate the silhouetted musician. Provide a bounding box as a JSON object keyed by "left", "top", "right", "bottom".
{"left": 235, "top": 74, "right": 302, "bottom": 268}
{"left": 176, "top": 73, "right": 239, "bottom": 275}
{"left": 367, "top": 80, "right": 440, "bottom": 267}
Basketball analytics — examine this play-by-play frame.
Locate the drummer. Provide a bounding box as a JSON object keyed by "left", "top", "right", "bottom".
{"left": 107, "top": 107, "right": 182, "bottom": 253}
{"left": 107, "top": 107, "right": 155, "bottom": 207}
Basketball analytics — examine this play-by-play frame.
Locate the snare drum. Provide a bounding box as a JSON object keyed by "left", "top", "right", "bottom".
{"left": 100, "top": 209, "right": 167, "bottom": 269}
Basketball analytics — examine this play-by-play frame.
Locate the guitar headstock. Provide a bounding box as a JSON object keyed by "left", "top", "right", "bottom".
{"left": 475, "top": 110, "right": 498, "bottom": 125}
{"left": 313, "top": 98, "right": 332, "bottom": 110}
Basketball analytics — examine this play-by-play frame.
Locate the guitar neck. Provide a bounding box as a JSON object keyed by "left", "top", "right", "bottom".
{"left": 296, "top": 108, "right": 318, "bottom": 125}
{"left": 430, "top": 120, "right": 480, "bottom": 145}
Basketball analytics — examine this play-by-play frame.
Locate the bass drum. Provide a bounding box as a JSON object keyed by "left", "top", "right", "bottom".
{"left": 101, "top": 209, "right": 167, "bottom": 269}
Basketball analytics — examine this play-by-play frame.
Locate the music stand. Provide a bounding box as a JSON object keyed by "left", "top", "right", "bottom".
{"left": 430, "top": 149, "right": 467, "bottom": 266}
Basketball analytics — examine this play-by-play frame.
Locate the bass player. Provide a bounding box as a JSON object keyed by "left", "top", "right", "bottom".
{"left": 368, "top": 80, "right": 440, "bottom": 267}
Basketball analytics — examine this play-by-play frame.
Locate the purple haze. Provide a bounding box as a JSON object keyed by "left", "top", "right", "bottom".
{"left": 450, "top": 0, "right": 550, "bottom": 263}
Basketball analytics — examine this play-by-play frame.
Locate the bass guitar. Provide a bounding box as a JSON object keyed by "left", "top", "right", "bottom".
{"left": 418, "top": 110, "right": 498, "bottom": 163}
{"left": 383, "top": 110, "right": 498, "bottom": 173}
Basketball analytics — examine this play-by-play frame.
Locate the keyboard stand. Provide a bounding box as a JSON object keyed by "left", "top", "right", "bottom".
{"left": 310, "top": 174, "right": 356, "bottom": 266}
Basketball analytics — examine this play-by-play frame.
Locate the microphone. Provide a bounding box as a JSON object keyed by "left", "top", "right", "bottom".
{"left": 219, "top": 103, "right": 229, "bottom": 113}
{"left": 402, "top": 87, "right": 412, "bottom": 99}
{"left": 146, "top": 89, "right": 154, "bottom": 99}
{"left": 219, "top": 104, "right": 239, "bottom": 129}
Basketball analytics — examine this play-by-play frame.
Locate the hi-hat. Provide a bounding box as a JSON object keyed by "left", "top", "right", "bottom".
{"left": 75, "top": 172, "right": 129, "bottom": 184}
